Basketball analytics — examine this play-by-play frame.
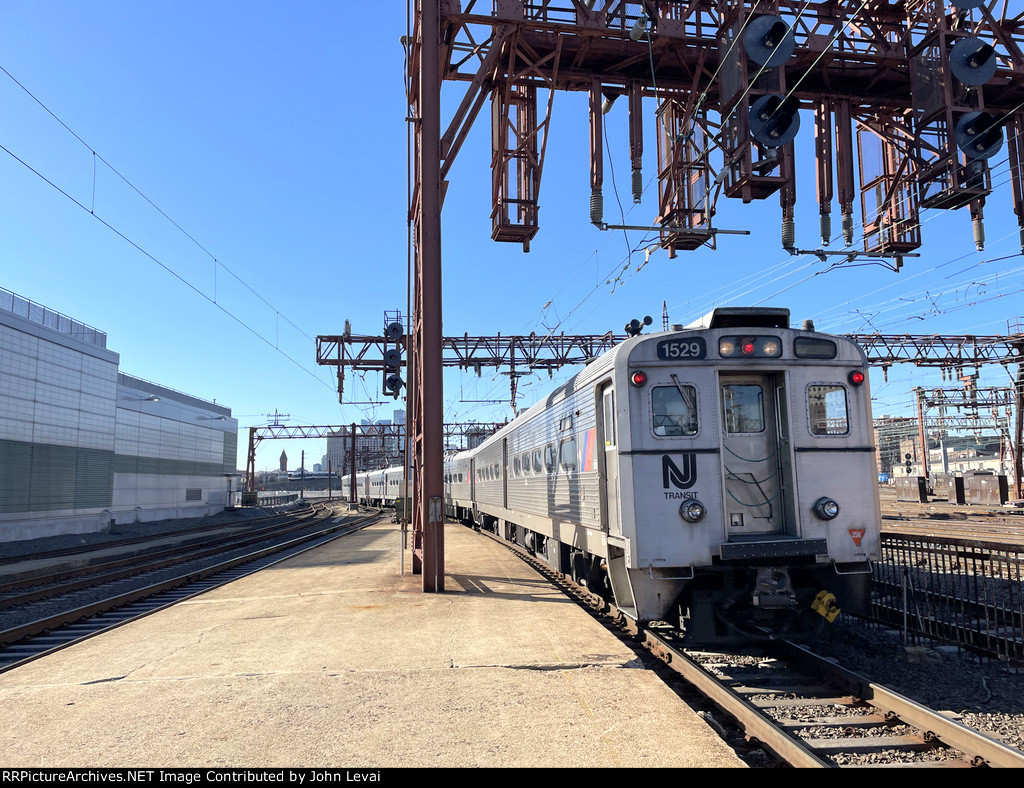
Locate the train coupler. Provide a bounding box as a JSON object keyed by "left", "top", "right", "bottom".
{"left": 751, "top": 567, "right": 797, "bottom": 609}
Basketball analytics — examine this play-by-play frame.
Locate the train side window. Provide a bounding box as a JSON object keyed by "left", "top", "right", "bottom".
{"left": 722, "top": 385, "right": 765, "bottom": 433}
{"left": 652, "top": 385, "right": 698, "bottom": 436}
{"left": 544, "top": 444, "right": 556, "bottom": 473}
{"left": 532, "top": 449, "right": 542, "bottom": 473}
{"left": 513, "top": 456, "right": 521, "bottom": 476}
{"left": 808, "top": 385, "right": 849, "bottom": 435}
{"left": 521, "top": 452, "right": 530, "bottom": 475}
{"left": 559, "top": 437, "right": 577, "bottom": 471}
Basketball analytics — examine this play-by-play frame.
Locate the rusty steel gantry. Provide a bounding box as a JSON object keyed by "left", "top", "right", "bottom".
{"left": 407, "top": 0, "right": 1024, "bottom": 591}
{"left": 245, "top": 421, "right": 507, "bottom": 497}
{"left": 317, "top": 330, "right": 622, "bottom": 407}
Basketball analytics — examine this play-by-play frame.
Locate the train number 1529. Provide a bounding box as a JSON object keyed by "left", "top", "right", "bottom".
{"left": 656, "top": 337, "right": 707, "bottom": 360}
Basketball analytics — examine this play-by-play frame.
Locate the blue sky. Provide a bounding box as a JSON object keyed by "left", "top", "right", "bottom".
{"left": 1, "top": 2, "right": 1021, "bottom": 472}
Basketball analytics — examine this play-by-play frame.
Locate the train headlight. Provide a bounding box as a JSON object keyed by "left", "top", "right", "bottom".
{"left": 760, "top": 338, "right": 781, "bottom": 356}
{"left": 719, "top": 339, "right": 736, "bottom": 356}
{"left": 813, "top": 497, "right": 840, "bottom": 520}
{"left": 679, "top": 500, "right": 706, "bottom": 523}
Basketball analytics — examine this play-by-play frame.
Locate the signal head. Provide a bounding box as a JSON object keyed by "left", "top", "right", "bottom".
{"left": 384, "top": 347, "right": 402, "bottom": 371}
{"left": 750, "top": 94, "right": 801, "bottom": 148}
{"left": 956, "top": 111, "right": 1004, "bottom": 160}
{"left": 950, "top": 38, "right": 997, "bottom": 86}
{"left": 743, "top": 15, "right": 796, "bottom": 68}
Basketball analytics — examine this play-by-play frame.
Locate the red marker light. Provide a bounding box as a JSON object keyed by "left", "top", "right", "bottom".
{"left": 848, "top": 370, "right": 865, "bottom": 386}
{"left": 631, "top": 371, "right": 647, "bottom": 387}
{"left": 741, "top": 340, "right": 756, "bottom": 355}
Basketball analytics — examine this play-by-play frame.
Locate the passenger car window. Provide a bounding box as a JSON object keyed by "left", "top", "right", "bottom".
{"left": 544, "top": 444, "right": 556, "bottom": 472}
{"left": 722, "top": 385, "right": 765, "bottom": 433}
{"left": 652, "top": 385, "right": 698, "bottom": 436}
{"left": 532, "top": 449, "right": 542, "bottom": 473}
{"left": 513, "top": 455, "right": 521, "bottom": 476}
{"left": 559, "top": 437, "right": 577, "bottom": 471}
{"left": 808, "top": 385, "right": 849, "bottom": 435}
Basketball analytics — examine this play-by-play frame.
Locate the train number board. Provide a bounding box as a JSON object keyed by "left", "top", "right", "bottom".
{"left": 656, "top": 337, "right": 707, "bottom": 361}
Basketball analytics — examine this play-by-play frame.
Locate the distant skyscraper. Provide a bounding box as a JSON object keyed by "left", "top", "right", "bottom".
{"left": 279, "top": 450, "right": 288, "bottom": 472}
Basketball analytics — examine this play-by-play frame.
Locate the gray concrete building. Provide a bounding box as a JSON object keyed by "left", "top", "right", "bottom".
{"left": 0, "top": 287, "right": 238, "bottom": 541}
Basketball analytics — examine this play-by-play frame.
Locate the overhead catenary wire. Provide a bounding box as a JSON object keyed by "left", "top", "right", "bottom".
{"left": 0, "top": 139, "right": 340, "bottom": 396}
{"left": 0, "top": 62, "right": 335, "bottom": 370}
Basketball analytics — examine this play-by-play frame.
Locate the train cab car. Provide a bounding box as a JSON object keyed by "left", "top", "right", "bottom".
{"left": 611, "top": 307, "right": 879, "bottom": 638}
{"left": 448, "top": 306, "right": 881, "bottom": 641}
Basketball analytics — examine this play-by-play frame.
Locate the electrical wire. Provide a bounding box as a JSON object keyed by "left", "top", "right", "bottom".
{"left": 0, "top": 62, "right": 338, "bottom": 383}
{"left": 0, "top": 139, "right": 338, "bottom": 395}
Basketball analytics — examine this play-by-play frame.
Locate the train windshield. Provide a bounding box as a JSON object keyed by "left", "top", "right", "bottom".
{"left": 722, "top": 384, "right": 765, "bottom": 433}
{"left": 652, "top": 385, "right": 698, "bottom": 436}
{"left": 808, "top": 385, "right": 849, "bottom": 435}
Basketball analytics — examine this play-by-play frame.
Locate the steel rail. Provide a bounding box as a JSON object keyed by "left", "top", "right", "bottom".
{"left": 774, "top": 637, "right": 1024, "bottom": 768}
{"left": 0, "top": 506, "right": 327, "bottom": 605}
{"left": 0, "top": 507, "right": 380, "bottom": 651}
{"left": 0, "top": 505, "right": 317, "bottom": 567}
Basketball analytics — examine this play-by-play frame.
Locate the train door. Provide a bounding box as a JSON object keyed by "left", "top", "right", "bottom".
{"left": 597, "top": 382, "right": 620, "bottom": 535}
{"left": 719, "top": 373, "right": 786, "bottom": 537}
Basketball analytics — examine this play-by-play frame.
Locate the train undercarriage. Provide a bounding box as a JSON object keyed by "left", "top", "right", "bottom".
{"left": 457, "top": 506, "right": 870, "bottom": 645}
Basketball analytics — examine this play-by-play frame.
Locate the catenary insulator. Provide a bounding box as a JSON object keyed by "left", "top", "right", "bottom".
{"left": 973, "top": 217, "right": 985, "bottom": 251}
{"left": 631, "top": 168, "right": 643, "bottom": 203}
{"left": 820, "top": 213, "right": 831, "bottom": 246}
{"left": 782, "top": 217, "right": 795, "bottom": 251}
{"left": 842, "top": 212, "right": 854, "bottom": 246}
{"left": 590, "top": 189, "right": 604, "bottom": 225}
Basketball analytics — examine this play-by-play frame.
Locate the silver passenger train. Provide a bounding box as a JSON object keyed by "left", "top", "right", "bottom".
{"left": 352, "top": 308, "right": 881, "bottom": 640}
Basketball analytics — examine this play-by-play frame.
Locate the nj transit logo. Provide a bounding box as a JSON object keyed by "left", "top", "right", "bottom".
{"left": 662, "top": 454, "right": 697, "bottom": 490}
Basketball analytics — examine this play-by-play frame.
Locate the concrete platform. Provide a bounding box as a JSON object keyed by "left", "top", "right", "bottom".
{"left": 0, "top": 518, "right": 746, "bottom": 768}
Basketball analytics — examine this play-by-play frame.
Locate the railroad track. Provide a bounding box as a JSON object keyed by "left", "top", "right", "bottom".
{"left": 0, "top": 504, "right": 318, "bottom": 567}
{"left": 0, "top": 503, "right": 333, "bottom": 609}
{"left": 644, "top": 627, "right": 1024, "bottom": 767}
{"left": 478, "top": 526, "right": 1024, "bottom": 768}
{"left": 878, "top": 491, "right": 1024, "bottom": 543}
{"left": 0, "top": 506, "right": 383, "bottom": 674}
{"left": 881, "top": 515, "right": 1024, "bottom": 544}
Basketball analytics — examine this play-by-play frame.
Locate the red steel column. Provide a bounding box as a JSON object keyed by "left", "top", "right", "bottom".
{"left": 414, "top": 0, "right": 444, "bottom": 591}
